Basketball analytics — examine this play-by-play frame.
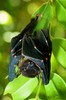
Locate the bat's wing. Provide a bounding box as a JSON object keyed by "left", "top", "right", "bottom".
{"left": 9, "top": 54, "right": 21, "bottom": 81}
{"left": 8, "top": 36, "right": 22, "bottom": 81}
{"left": 8, "top": 16, "right": 39, "bottom": 81}
{"left": 22, "top": 35, "right": 49, "bottom": 84}
{"left": 42, "top": 29, "right": 52, "bottom": 84}
{"left": 22, "top": 35, "right": 44, "bottom": 60}
{"left": 33, "top": 29, "right": 52, "bottom": 84}
{"left": 38, "top": 29, "right": 52, "bottom": 84}
{"left": 33, "top": 29, "right": 51, "bottom": 58}
{"left": 42, "top": 29, "right": 52, "bottom": 53}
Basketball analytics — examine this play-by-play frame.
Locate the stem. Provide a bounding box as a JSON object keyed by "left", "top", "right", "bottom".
{"left": 35, "top": 75, "right": 42, "bottom": 99}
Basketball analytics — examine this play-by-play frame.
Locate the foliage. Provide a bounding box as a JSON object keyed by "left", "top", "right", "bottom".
{"left": 0, "top": 0, "right": 66, "bottom": 100}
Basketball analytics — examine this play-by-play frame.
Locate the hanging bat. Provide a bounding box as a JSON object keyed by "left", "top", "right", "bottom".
{"left": 8, "top": 15, "right": 52, "bottom": 85}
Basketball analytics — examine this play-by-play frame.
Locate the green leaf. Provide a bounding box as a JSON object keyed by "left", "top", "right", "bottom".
{"left": 0, "top": 84, "right": 4, "bottom": 96}
{"left": 32, "top": 2, "right": 48, "bottom": 18}
{"left": 29, "top": 97, "right": 41, "bottom": 100}
{"left": 55, "top": 0, "right": 66, "bottom": 24}
{"left": 45, "top": 80, "right": 61, "bottom": 100}
{"left": 51, "top": 53, "right": 59, "bottom": 72}
{"left": 52, "top": 38, "right": 66, "bottom": 68}
{"left": 45, "top": 73, "right": 66, "bottom": 100}
{"left": 4, "top": 75, "right": 38, "bottom": 100}
{"left": 59, "top": 0, "right": 66, "bottom": 8}
{"left": 2, "top": 94, "right": 13, "bottom": 100}
{"left": 26, "top": 82, "right": 47, "bottom": 100}
{"left": 32, "top": 2, "right": 53, "bottom": 32}
{"left": 50, "top": 18, "right": 65, "bottom": 39}
{"left": 0, "top": 84, "right": 4, "bottom": 99}
{"left": 52, "top": 73, "right": 66, "bottom": 100}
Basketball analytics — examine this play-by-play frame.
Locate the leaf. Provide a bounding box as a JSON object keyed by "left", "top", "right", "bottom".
{"left": 29, "top": 97, "right": 41, "bottom": 100}
{"left": 4, "top": 75, "right": 38, "bottom": 100}
{"left": 26, "top": 82, "right": 47, "bottom": 100}
{"left": 45, "top": 73, "right": 66, "bottom": 100}
{"left": 59, "top": 0, "right": 66, "bottom": 8}
{"left": 55, "top": 0, "right": 66, "bottom": 24}
{"left": 52, "top": 38, "right": 66, "bottom": 68}
{"left": 50, "top": 18, "right": 65, "bottom": 39}
{"left": 0, "top": 84, "right": 4, "bottom": 96}
{"left": 32, "top": 2, "right": 48, "bottom": 18}
{"left": 52, "top": 73, "right": 66, "bottom": 100}
{"left": 0, "top": 84, "right": 4, "bottom": 99}
{"left": 2, "top": 94, "right": 13, "bottom": 100}
{"left": 32, "top": 2, "right": 53, "bottom": 32}
{"left": 45, "top": 80, "right": 61, "bottom": 100}
{"left": 51, "top": 53, "right": 59, "bottom": 72}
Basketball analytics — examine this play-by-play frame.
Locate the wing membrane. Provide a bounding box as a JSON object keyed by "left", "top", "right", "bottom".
{"left": 22, "top": 35, "right": 44, "bottom": 60}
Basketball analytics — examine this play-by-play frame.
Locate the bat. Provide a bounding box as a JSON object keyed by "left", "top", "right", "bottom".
{"left": 8, "top": 16, "right": 39, "bottom": 81}
{"left": 8, "top": 15, "right": 52, "bottom": 85}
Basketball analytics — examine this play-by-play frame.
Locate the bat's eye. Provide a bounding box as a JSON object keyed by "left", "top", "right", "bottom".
{"left": 20, "top": 60, "right": 40, "bottom": 78}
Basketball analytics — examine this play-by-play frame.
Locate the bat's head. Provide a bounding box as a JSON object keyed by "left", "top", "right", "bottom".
{"left": 18, "top": 59, "right": 40, "bottom": 78}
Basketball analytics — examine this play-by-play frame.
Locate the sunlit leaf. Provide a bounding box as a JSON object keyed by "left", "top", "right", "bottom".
{"left": 55, "top": 0, "right": 66, "bottom": 24}
{"left": 45, "top": 80, "right": 61, "bottom": 100}
{"left": 4, "top": 75, "right": 38, "bottom": 100}
{"left": 26, "top": 82, "right": 47, "bottom": 100}
{"left": 32, "top": 2, "right": 53, "bottom": 32}
{"left": 52, "top": 73, "right": 66, "bottom": 100}
{"left": 50, "top": 18, "right": 65, "bottom": 39}
{"left": 58, "top": 0, "right": 66, "bottom": 9}
{"left": 56, "top": 65, "right": 66, "bottom": 82}
{"left": 52, "top": 38, "right": 66, "bottom": 68}
{"left": 51, "top": 53, "right": 59, "bottom": 72}
{"left": 29, "top": 97, "right": 41, "bottom": 100}
{"left": 45, "top": 73, "right": 66, "bottom": 100}
{"left": 32, "top": 2, "right": 48, "bottom": 17}
{"left": 2, "top": 94, "right": 13, "bottom": 100}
